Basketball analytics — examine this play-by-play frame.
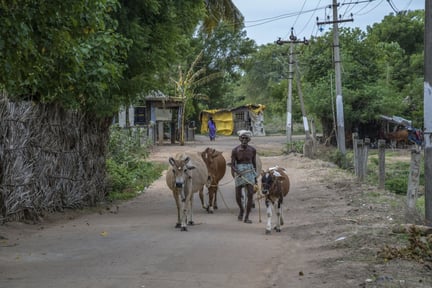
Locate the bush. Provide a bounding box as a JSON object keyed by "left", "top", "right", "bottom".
{"left": 106, "top": 125, "right": 165, "bottom": 201}
{"left": 385, "top": 177, "right": 408, "bottom": 195}
{"left": 285, "top": 140, "right": 304, "bottom": 153}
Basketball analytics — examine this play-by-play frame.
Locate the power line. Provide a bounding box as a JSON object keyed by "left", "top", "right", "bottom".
{"left": 292, "top": 0, "right": 308, "bottom": 28}
{"left": 387, "top": 0, "right": 399, "bottom": 13}
{"left": 296, "top": 0, "right": 323, "bottom": 37}
{"left": 351, "top": 0, "right": 384, "bottom": 16}
{"left": 243, "top": 5, "right": 329, "bottom": 28}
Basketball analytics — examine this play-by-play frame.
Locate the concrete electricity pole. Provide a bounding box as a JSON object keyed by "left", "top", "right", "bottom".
{"left": 276, "top": 28, "right": 308, "bottom": 144}
{"left": 424, "top": 0, "right": 432, "bottom": 226}
{"left": 317, "top": 0, "right": 353, "bottom": 155}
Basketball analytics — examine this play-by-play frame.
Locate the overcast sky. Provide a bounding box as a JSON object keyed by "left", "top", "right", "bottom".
{"left": 232, "top": 0, "right": 425, "bottom": 45}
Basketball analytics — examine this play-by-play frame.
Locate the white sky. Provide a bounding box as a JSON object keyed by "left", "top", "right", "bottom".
{"left": 232, "top": 0, "right": 425, "bottom": 45}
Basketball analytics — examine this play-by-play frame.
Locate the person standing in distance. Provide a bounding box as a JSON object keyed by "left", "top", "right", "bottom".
{"left": 230, "top": 130, "right": 257, "bottom": 223}
{"left": 208, "top": 116, "right": 216, "bottom": 141}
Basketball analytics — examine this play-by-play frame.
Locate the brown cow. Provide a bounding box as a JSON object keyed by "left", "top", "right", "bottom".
{"left": 199, "top": 147, "right": 226, "bottom": 213}
{"left": 166, "top": 152, "right": 208, "bottom": 231}
{"left": 386, "top": 129, "right": 409, "bottom": 148}
{"left": 260, "top": 166, "right": 290, "bottom": 234}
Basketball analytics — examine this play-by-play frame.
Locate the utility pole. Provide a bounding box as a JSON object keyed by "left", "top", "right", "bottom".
{"left": 317, "top": 0, "right": 353, "bottom": 155}
{"left": 276, "top": 28, "right": 308, "bottom": 144}
{"left": 424, "top": 0, "right": 432, "bottom": 226}
{"left": 294, "top": 59, "right": 311, "bottom": 140}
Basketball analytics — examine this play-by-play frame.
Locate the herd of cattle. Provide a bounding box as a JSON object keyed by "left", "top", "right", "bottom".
{"left": 165, "top": 148, "right": 290, "bottom": 234}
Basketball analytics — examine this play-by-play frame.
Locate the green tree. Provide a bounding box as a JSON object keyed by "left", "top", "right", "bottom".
{"left": 191, "top": 22, "right": 256, "bottom": 110}
{"left": 114, "top": 0, "right": 205, "bottom": 105}
{"left": 0, "top": 0, "right": 130, "bottom": 117}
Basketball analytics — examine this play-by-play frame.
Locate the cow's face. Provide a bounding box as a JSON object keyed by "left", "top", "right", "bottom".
{"left": 261, "top": 172, "right": 273, "bottom": 195}
{"left": 169, "top": 156, "right": 196, "bottom": 200}
{"left": 261, "top": 169, "right": 282, "bottom": 195}
{"left": 201, "top": 147, "right": 219, "bottom": 166}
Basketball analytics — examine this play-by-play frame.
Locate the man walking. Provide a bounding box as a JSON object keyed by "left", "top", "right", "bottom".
{"left": 230, "top": 130, "right": 257, "bottom": 223}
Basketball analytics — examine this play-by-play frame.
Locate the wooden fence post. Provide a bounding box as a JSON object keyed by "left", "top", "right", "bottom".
{"left": 406, "top": 146, "right": 421, "bottom": 217}
{"left": 352, "top": 132, "right": 359, "bottom": 176}
{"left": 378, "top": 139, "right": 386, "bottom": 189}
{"left": 356, "top": 139, "right": 364, "bottom": 180}
{"left": 361, "top": 138, "right": 370, "bottom": 180}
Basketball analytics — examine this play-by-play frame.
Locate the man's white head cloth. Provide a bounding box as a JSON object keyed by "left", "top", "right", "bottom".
{"left": 237, "top": 130, "right": 252, "bottom": 138}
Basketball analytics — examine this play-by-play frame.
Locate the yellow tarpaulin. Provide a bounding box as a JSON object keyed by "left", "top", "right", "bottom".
{"left": 200, "top": 110, "right": 234, "bottom": 136}
{"left": 200, "top": 104, "right": 266, "bottom": 136}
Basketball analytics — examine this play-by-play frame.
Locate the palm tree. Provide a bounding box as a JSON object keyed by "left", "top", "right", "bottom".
{"left": 202, "top": 0, "right": 244, "bottom": 33}
{"left": 172, "top": 0, "right": 245, "bottom": 145}
{"left": 172, "top": 51, "right": 224, "bottom": 145}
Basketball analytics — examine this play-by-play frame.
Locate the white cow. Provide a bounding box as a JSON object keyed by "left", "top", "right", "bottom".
{"left": 166, "top": 152, "right": 208, "bottom": 231}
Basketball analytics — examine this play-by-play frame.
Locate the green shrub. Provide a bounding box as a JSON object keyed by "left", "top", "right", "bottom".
{"left": 385, "top": 177, "right": 407, "bottom": 195}
{"left": 106, "top": 125, "right": 165, "bottom": 201}
{"left": 285, "top": 140, "right": 304, "bottom": 153}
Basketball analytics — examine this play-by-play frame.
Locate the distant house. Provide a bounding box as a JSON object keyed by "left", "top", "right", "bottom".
{"left": 200, "top": 104, "right": 266, "bottom": 136}
{"left": 115, "top": 90, "right": 184, "bottom": 145}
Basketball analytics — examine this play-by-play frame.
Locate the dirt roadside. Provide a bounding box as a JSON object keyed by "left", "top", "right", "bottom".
{"left": 0, "top": 134, "right": 431, "bottom": 288}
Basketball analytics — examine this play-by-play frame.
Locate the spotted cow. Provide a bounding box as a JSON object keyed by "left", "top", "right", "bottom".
{"left": 260, "top": 166, "right": 290, "bottom": 234}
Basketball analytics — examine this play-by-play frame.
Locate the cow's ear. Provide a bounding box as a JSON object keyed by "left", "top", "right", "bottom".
{"left": 169, "top": 157, "right": 176, "bottom": 166}
{"left": 212, "top": 151, "right": 221, "bottom": 158}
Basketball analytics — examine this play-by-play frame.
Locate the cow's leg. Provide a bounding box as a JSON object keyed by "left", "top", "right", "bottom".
{"left": 173, "top": 192, "right": 181, "bottom": 228}
{"left": 275, "top": 199, "right": 282, "bottom": 232}
{"left": 265, "top": 198, "right": 272, "bottom": 234}
{"left": 188, "top": 193, "right": 195, "bottom": 226}
{"left": 180, "top": 198, "right": 188, "bottom": 231}
{"left": 278, "top": 195, "right": 284, "bottom": 227}
{"left": 198, "top": 187, "right": 206, "bottom": 210}
{"left": 214, "top": 187, "right": 218, "bottom": 210}
{"left": 208, "top": 186, "right": 215, "bottom": 214}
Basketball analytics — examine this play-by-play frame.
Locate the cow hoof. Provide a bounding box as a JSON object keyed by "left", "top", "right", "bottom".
{"left": 275, "top": 228, "right": 281, "bottom": 232}
{"left": 244, "top": 219, "right": 252, "bottom": 224}
{"left": 214, "top": 205, "right": 218, "bottom": 210}
{"left": 208, "top": 209, "right": 214, "bottom": 214}
{"left": 188, "top": 221, "right": 194, "bottom": 226}
{"left": 181, "top": 226, "right": 188, "bottom": 231}
{"left": 265, "top": 229, "right": 271, "bottom": 235}
{"left": 175, "top": 223, "right": 181, "bottom": 228}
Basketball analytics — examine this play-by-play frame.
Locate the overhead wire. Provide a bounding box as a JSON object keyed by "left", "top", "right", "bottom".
{"left": 296, "top": 0, "right": 323, "bottom": 37}
{"left": 351, "top": 0, "right": 384, "bottom": 16}
{"left": 243, "top": 5, "right": 329, "bottom": 28}
{"left": 387, "top": 0, "right": 399, "bottom": 13}
{"left": 238, "top": 0, "right": 421, "bottom": 44}
{"left": 292, "top": 0, "right": 308, "bottom": 28}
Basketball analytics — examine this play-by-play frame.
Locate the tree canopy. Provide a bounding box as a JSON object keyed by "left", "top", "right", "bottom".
{"left": 0, "top": 0, "right": 130, "bottom": 117}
